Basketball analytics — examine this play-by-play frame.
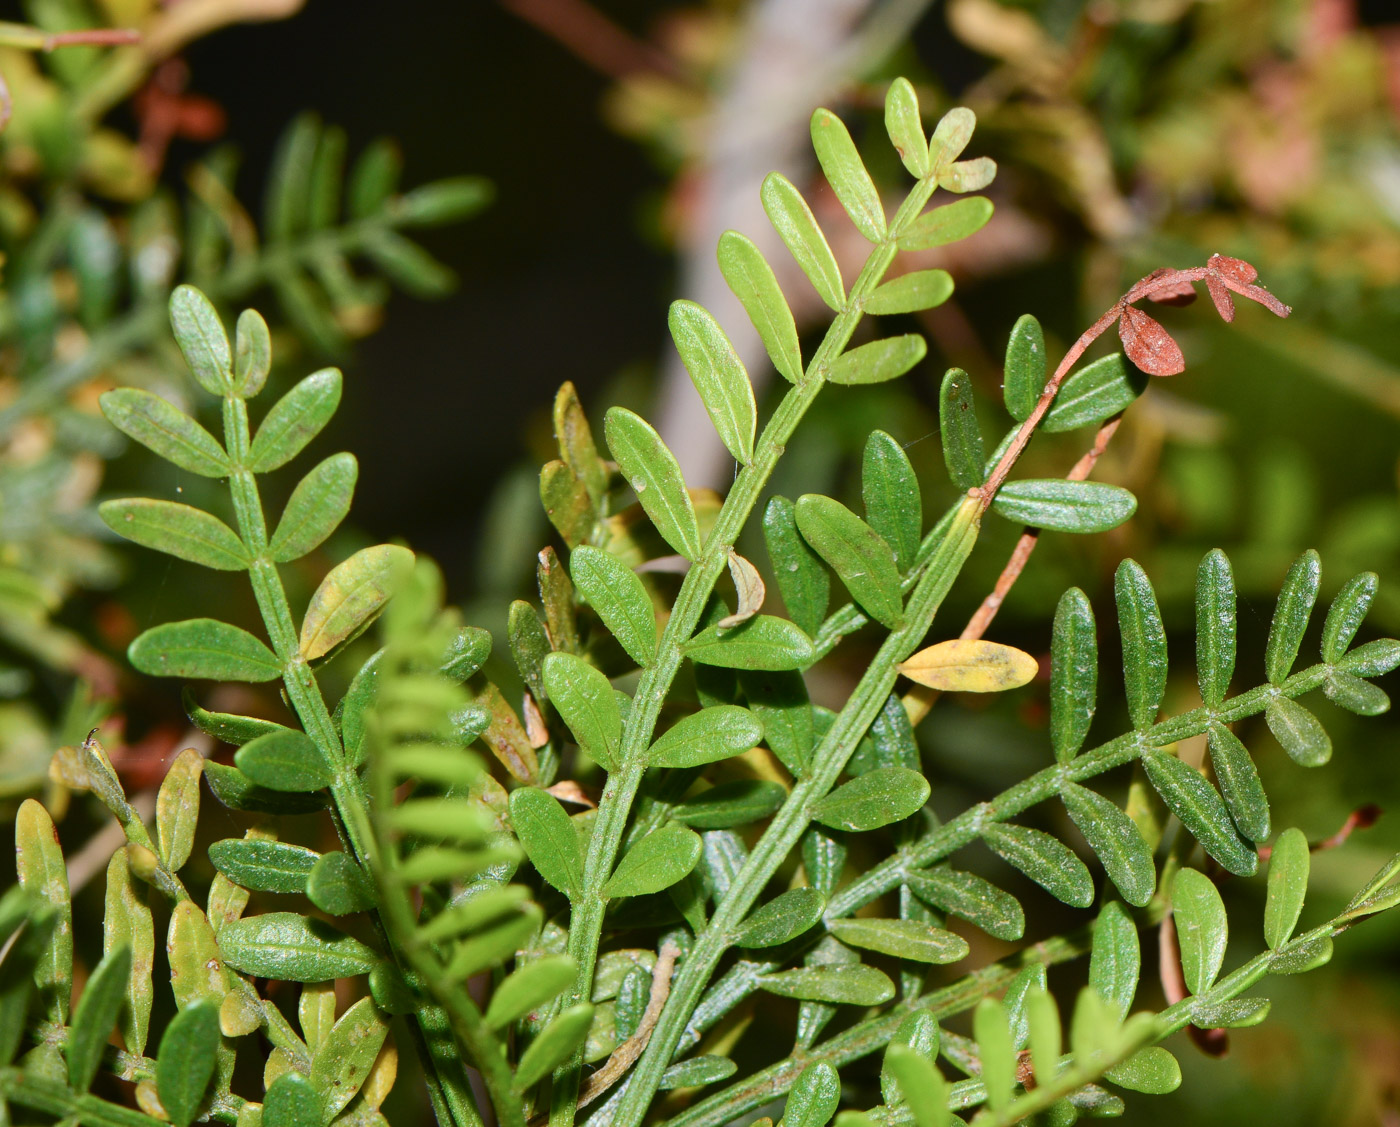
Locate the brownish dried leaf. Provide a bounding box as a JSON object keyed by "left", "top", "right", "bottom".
{"left": 1144, "top": 268, "right": 1197, "bottom": 307}
{"left": 1208, "top": 254, "right": 1257, "bottom": 284}
{"left": 718, "top": 550, "right": 766, "bottom": 629}
{"left": 1118, "top": 305, "right": 1185, "bottom": 376}
{"left": 546, "top": 780, "right": 598, "bottom": 809}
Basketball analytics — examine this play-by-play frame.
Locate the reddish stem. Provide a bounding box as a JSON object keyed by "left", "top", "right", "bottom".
{"left": 45, "top": 27, "right": 140, "bottom": 49}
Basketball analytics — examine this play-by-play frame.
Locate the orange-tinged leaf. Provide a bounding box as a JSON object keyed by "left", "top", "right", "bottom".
{"left": 1118, "top": 305, "right": 1184, "bottom": 376}
{"left": 898, "top": 639, "right": 1038, "bottom": 692}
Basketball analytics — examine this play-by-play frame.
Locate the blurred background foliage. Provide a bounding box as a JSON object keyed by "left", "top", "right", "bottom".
{"left": 2, "top": 0, "right": 1400, "bottom": 1123}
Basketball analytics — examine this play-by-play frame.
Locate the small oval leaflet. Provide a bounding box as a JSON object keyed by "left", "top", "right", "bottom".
{"left": 668, "top": 299, "right": 757, "bottom": 465}
{"left": 509, "top": 786, "right": 583, "bottom": 897}
{"left": 672, "top": 780, "right": 786, "bottom": 830}
{"left": 1206, "top": 723, "right": 1270, "bottom": 842}
{"left": 169, "top": 285, "right": 232, "bottom": 396}
{"left": 980, "top": 823, "right": 1094, "bottom": 907}
{"left": 605, "top": 406, "right": 702, "bottom": 560}
{"left": 235, "top": 729, "right": 333, "bottom": 793}
{"left": 1264, "top": 826, "right": 1310, "bottom": 950}
{"left": 1142, "top": 751, "right": 1257, "bottom": 876}
{"left": 763, "top": 496, "right": 829, "bottom": 637}
{"left": 130, "top": 618, "right": 282, "bottom": 683}
{"left": 156, "top": 748, "right": 203, "bottom": 871}
{"left": 1059, "top": 783, "right": 1156, "bottom": 907}
{"left": 1195, "top": 549, "right": 1237, "bottom": 708}
{"left": 864, "top": 270, "right": 953, "bottom": 316}
{"left": 717, "top": 230, "right": 802, "bottom": 384}
{"left": 100, "top": 498, "right": 249, "bottom": 572}
{"left": 1104, "top": 1047, "right": 1181, "bottom": 1095}
{"left": 1089, "top": 900, "right": 1139, "bottom": 1022}
{"left": 939, "top": 366, "right": 985, "bottom": 491}
{"left": 269, "top": 452, "right": 358, "bottom": 563}
{"left": 785, "top": 1061, "right": 842, "bottom": 1127}
{"left": 898, "top": 639, "right": 1038, "bottom": 694}
{"left": 1118, "top": 304, "right": 1184, "bottom": 377}
{"left": 1116, "top": 559, "right": 1167, "bottom": 730}
{"left": 234, "top": 307, "right": 272, "bottom": 396}
{"left": 735, "top": 887, "right": 825, "bottom": 948}
{"left": 827, "top": 335, "right": 927, "bottom": 386}
{"left": 1003, "top": 314, "right": 1046, "bottom": 423}
{"left": 66, "top": 944, "right": 132, "bottom": 1094}
{"left": 905, "top": 867, "right": 1025, "bottom": 941}
{"left": 603, "top": 822, "right": 702, "bottom": 899}
{"left": 992, "top": 479, "right": 1138, "bottom": 535}
{"left": 647, "top": 705, "right": 762, "bottom": 768}
{"left": 309, "top": 996, "right": 390, "bottom": 1119}
{"left": 811, "top": 766, "right": 929, "bottom": 832}
{"left": 1265, "top": 697, "right": 1332, "bottom": 767}
{"left": 306, "top": 851, "right": 378, "bottom": 915}
{"left": 204, "top": 762, "right": 326, "bottom": 815}
{"left": 660, "top": 1055, "right": 738, "bottom": 1091}
{"left": 810, "top": 108, "right": 886, "bottom": 243}
{"left": 1042, "top": 353, "right": 1145, "bottom": 433}
{"left": 99, "top": 389, "right": 230, "bottom": 477}
{"left": 262, "top": 1071, "right": 324, "bottom": 1127}
{"left": 514, "top": 1003, "right": 594, "bottom": 1091}
{"left": 684, "top": 614, "right": 815, "bottom": 671}
{"left": 761, "top": 172, "right": 845, "bottom": 311}
{"left": 485, "top": 954, "right": 575, "bottom": 1031}
{"left": 1050, "top": 587, "right": 1096, "bottom": 762}
{"left": 1173, "top": 867, "right": 1228, "bottom": 995}
{"left": 300, "top": 543, "right": 415, "bottom": 661}
{"left": 1322, "top": 571, "right": 1378, "bottom": 663}
{"left": 862, "top": 430, "right": 922, "bottom": 570}
{"left": 827, "top": 918, "right": 969, "bottom": 964}
{"left": 218, "top": 912, "right": 380, "bottom": 981}
{"left": 208, "top": 837, "right": 320, "bottom": 893}
{"left": 795, "top": 494, "right": 902, "bottom": 628}
{"left": 155, "top": 1000, "right": 220, "bottom": 1127}
{"left": 758, "top": 965, "right": 895, "bottom": 1007}
{"left": 542, "top": 652, "right": 621, "bottom": 771}
{"left": 884, "top": 77, "right": 929, "bottom": 178}
{"left": 1266, "top": 550, "right": 1321, "bottom": 685}
{"left": 249, "top": 367, "right": 343, "bottom": 473}
{"left": 897, "top": 196, "right": 994, "bottom": 250}
{"left": 570, "top": 546, "right": 658, "bottom": 668}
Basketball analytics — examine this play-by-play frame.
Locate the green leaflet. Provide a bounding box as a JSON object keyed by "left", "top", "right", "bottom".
{"left": 1325, "top": 669, "right": 1391, "bottom": 715}
{"left": 263, "top": 1072, "right": 324, "bottom": 1127}
{"left": 802, "top": 825, "right": 847, "bottom": 898}
{"left": 1195, "top": 549, "right": 1236, "bottom": 708}
{"left": 759, "top": 965, "right": 895, "bottom": 1007}
{"left": 1266, "top": 550, "right": 1321, "bottom": 684}
{"left": 66, "top": 944, "right": 132, "bottom": 1094}
{"left": 542, "top": 652, "right": 621, "bottom": 770}
{"left": 417, "top": 887, "right": 531, "bottom": 946}
{"left": 763, "top": 496, "right": 829, "bottom": 637}
{"left": 761, "top": 172, "right": 845, "bottom": 311}
{"left": 929, "top": 106, "right": 975, "bottom": 166}
{"left": 306, "top": 852, "right": 377, "bottom": 915}
{"left": 156, "top": 748, "right": 203, "bottom": 871}
{"left": 309, "top": 997, "right": 389, "bottom": 1118}
{"left": 269, "top": 453, "right": 358, "bottom": 562}
{"left": 509, "top": 787, "right": 583, "bottom": 897}
{"left": 884, "top": 78, "right": 929, "bottom": 179}
{"left": 1265, "top": 697, "right": 1332, "bottom": 767}
{"left": 992, "top": 479, "right": 1138, "bottom": 534}
{"left": 897, "top": 197, "right": 994, "bottom": 250}
{"left": 660, "top": 1055, "right": 738, "bottom": 1091}
{"left": 100, "top": 498, "right": 248, "bottom": 571}
{"left": 884, "top": 1043, "right": 951, "bottom": 1127}
{"left": 939, "top": 367, "right": 985, "bottom": 491}
{"left": 827, "top": 918, "right": 968, "bottom": 964}
{"left": 1060, "top": 783, "right": 1155, "bottom": 906}
{"left": 863, "top": 691, "right": 920, "bottom": 773}
{"left": 1322, "top": 571, "right": 1378, "bottom": 662}
{"left": 104, "top": 850, "right": 154, "bottom": 1054}
{"left": 739, "top": 670, "right": 815, "bottom": 778}
{"left": 249, "top": 368, "right": 343, "bottom": 473}
{"left": 514, "top": 1004, "right": 595, "bottom": 1091}
{"left": 1191, "top": 997, "right": 1271, "bottom": 1028}
{"left": 155, "top": 1000, "right": 220, "bottom": 1127}
{"left": 810, "top": 108, "right": 886, "bottom": 242}
{"left": 235, "top": 729, "right": 333, "bottom": 792}
{"left": 1116, "top": 559, "right": 1167, "bottom": 730}
{"left": 1265, "top": 827, "right": 1310, "bottom": 949}
{"left": 208, "top": 837, "right": 320, "bottom": 893}
{"left": 538, "top": 546, "right": 580, "bottom": 654}
{"left": 571, "top": 546, "right": 658, "bottom": 668}
{"left": 509, "top": 600, "right": 550, "bottom": 705}
{"left": 980, "top": 823, "right": 1094, "bottom": 907}
{"left": 1026, "top": 987, "right": 1062, "bottom": 1089}
{"left": 1089, "top": 901, "right": 1139, "bottom": 1022}
{"left": 169, "top": 285, "right": 233, "bottom": 396}
{"left": 734, "top": 887, "right": 825, "bottom": 948}
{"left": 485, "top": 954, "right": 575, "bottom": 1031}
{"left": 717, "top": 230, "right": 802, "bottom": 384}
{"left": 905, "top": 867, "right": 1025, "bottom": 941}
{"left": 1206, "top": 723, "right": 1270, "bottom": 841}
{"left": 683, "top": 614, "right": 815, "bottom": 671}
{"left": 553, "top": 380, "right": 610, "bottom": 508}
{"left": 100, "top": 388, "right": 230, "bottom": 477}
{"left": 603, "top": 822, "right": 702, "bottom": 898}
{"left": 784, "top": 1062, "right": 841, "bottom": 1127}
{"left": 1337, "top": 638, "right": 1400, "bottom": 677}
{"left": 234, "top": 308, "right": 272, "bottom": 396}
{"left": 131, "top": 618, "right": 282, "bottom": 682}
{"left": 1142, "top": 751, "right": 1257, "bottom": 876}
{"left": 862, "top": 430, "right": 922, "bottom": 569}
{"left": 939, "top": 156, "right": 996, "bottom": 193}
{"left": 606, "top": 406, "right": 702, "bottom": 559}
{"left": 974, "top": 997, "right": 1015, "bottom": 1110}
{"left": 1042, "top": 353, "right": 1145, "bottom": 433}
{"left": 863, "top": 270, "right": 953, "bottom": 316}
{"left": 1173, "top": 867, "right": 1228, "bottom": 994}
{"left": 1272, "top": 934, "right": 1334, "bottom": 975}
{"left": 647, "top": 705, "right": 763, "bottom": 768}
{"left": 1050, "top": 587, "right": 1096, "bottom": 763}
{"left": 1003, "top": 964, "right": 1046, "bottom": 1051}
{"left": 828, "top": 335, "right": 927, "bottom": 386}
{"left": 185, "top": 689, "right": 288, "bottom": 746}
{"left": 300, "top": 544, "right": 414, "bottom": 660}
{"left": 1069, "top": 986, "right": 1121, "bottom": 1066}
{"left": 1003, "top": 314, "right": 1047, "bottom": 422}
{"left": 167, "top": 902, "right": 227, "bottom": 1009}
{"left": 365, "top": 230, "right": 455, "bottom": 297}
{"left": 540, "top": 459, "right": 595, "bottom": 548}
{"left": 1104, "top": 1047, "right": 1181, "bottom": 1095}
{"left": 218, "top": 913, "right": 379, "bottom": 981}
{"left": 15, "top": 800, "right": 72, "bottom": 1023}
{"left": 204, "top": 762, "right": 326, "bottom": 815}
{"left": 668, "top": 300, "right": 757, "bottom": 464}
{"left": 794, "top": 494, "right": 902, "bottom": 628}
{"left": 811, "top": 766, "right": 930, "bottom": 832}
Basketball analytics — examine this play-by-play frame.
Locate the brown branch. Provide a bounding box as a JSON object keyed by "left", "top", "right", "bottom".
{"left": 498, "top": 0, "right": 679, "bottom": 80}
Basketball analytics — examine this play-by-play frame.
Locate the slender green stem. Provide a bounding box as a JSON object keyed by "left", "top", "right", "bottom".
{"left": 0, "top": 1068, "right": 164, "bottom": 1127}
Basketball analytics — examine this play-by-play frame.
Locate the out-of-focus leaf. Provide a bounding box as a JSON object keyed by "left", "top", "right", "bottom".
{"left": 514, "top": 1004, "right": 594, "bottom": 1091}
{"left": 156, "top": 1001, "right": 219, "bottom": 1126}
{"left": 973, "top": 997, "right": 1015, "bottom": 1110}
{"left": 1104, "top": 1047, "right": 1181, "bottom": 1094}
{"left": 262, "top": 1072, "right": 324, "bottom": 1127}
{"left": 485, "top": 955, "right": 575, "bottom": 1031}
{"left": 540, "top": 459, "right": 596, "bottom": 548}
{"left": 1089, "top": 901, "right": 1139, "bottom": 1022}
{"left": 66, "top": 944, "right": 132, "bottom": 1094}
{"left": 15, "top": 800, "right": 71, "bottom": 1023}
{"left": 306, "top": 852, "right": 377, "bottom": 916}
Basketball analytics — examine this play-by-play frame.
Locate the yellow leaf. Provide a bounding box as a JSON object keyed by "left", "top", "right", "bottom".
{"left": 897, "top": 639, "right": 1039, "bottom": 692}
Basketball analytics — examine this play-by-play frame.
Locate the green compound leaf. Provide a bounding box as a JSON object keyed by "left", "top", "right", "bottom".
{"left": 1089, "top": 901, "right": 1139, "bottom": 1022}
{"left": 1195, "top": 549, "right": 1237, "bottom": 708}
{"left": 668, "top": 299, "right": 757, "bottom": 465}
{"left": 1173, "top": 867, "right": 1228, "bottom": 995}
{"left": 785, "top": 1061, "right": 842, "bottom": 1127}
{"left": 1003, "top": 314, "right": 1047, "bottom": 423}
{"left": 762, "top": 172, "right": 844, "bottom": 311}
{"left": 647, "top": 705, "right": 763, "bottom": 768}
{"left": 309, "top": 997, "right": 389, "bottom": 1118}
{"left": 897, "top": 196, "right": 994, "bottom": 250}
{"left": 812, "top": 766, "right": 930, "bottom": 832}
{"left": 906, "top": 867, "right": 1025, "bottom": 941}
{"left": 1042, "top": 353, "right": 1145, "bottom": 433}
{"left": 100, "top": 389, "right": 230, "bottom": 477}
{"left": 1266, "top": 550, "right": 1321, "bottom": 685}
{"left": 828, "top": 918, "right": 969, "bottom": 965}
{"left": 864, "top": 270, "right": 953, "bottom": 316}
{"left": 1322, "top": 571, "right": 1378, "bottom": 662}
{"left": 1050, "top": 587, "right": 1097, "bottom": 763}
{"left": 763, "top": 496, "right": 829, "bottom": 637}
{"left": 571, "top": 546, "right": 658, "bottom": 668}
{"left": 130, "top": 619, "right": 282, "bottom": 682}
{"left": 993, "top": 479, "right": 1138, "bottom": 534}
{"left": 100, "top": 498, "right": 248, "bottom": 571}
{"left": 1060, "top": 782, "right": 1156, "bottom": 906}
{"left": 862, "top": 430, "right": 922, "bottom": 570}
{"left": 1265, "top": 826, "right": 1310, "bottom": 950}
{"left": 1104, "top": 1047, "right": 1181, "bottom": 1095}
{"left": 156, "top": 1001, "right": 220, "bottom": 1126}
{"left": 884, "top": 77, "right": 929, "bottom": 179}
{"left": 1116, "top": 559, "right": 1167, "bottom": 730}
{"left": 684, "top": 614, "right": 815, "bottom": 671}
{"left": 604, "top": 822, "right": 702, "bottom": 898}
{"left": 156, "top": 748, "right": 202, "bottom": 871}
{"left": 104, "top": 850, "right": 153, "bottom": 1054}
{"left": 1207, "top": 723, "right": 1270, "bottom": 841}
{"left": 169, "top": 285, "right": 232, "bottom": 396}
{"left": 235, "top": 729, "right": 333, "bottom": 793}
{"left": 204, "top": 762, "right": 326, "bottom": 815}
{"left": 269, "top": 452, "right": 358, "bottom": 563}
{"left": 1265, "top": 697, "right": 1332, "bottom": 767}
{"left": 509, "top": 786, "right": 583, "bottom": 897}
{"left": 810, "top": 108, "right": 886, "bottom": 242}
{"left": 980, "top": 823, "right": 1094, "bottom": 907}
{"left": 939, "top": 367, "right": 985, "bottom": 491}
{"left": 1142, "top": 751, "right": 1257, "bottom": 876}
{"left": 218, "top": 912, "right": 379, "bottom": 981}
{"left": 300, "top": 543, "right": 414, "bottom": 660}
{"left": 884, "top": 1042, "right": 951, "bottom": 1127}
{"left": 1325, "top": 669, "right": 1391, "bottom": 715}
{"left": 306, "top": 852, "right": 377, "bottom": 915}
{"left": 543, "top": 652, "right": 621, "bottom": 771}
{"left": 248, "top": 368, "right": 342, "bottom": 475}
{"left": 234, "top": 308, "right": 272, "bottom": 397}
{"left": 263, "top": 1071, "right": 325, "bottom": 1127}
{"left": 795, "top": 493, "right": 902, "bottom": 628}
{"left": 208, "top": 837, "right": 319, "bottom": 893}
{"left": 735, "top": 887, "right": 825, "bottom": 948}
{"left": 485, "top": 954, "right": 575, "bottom": 1031}
{"left": 66, "top": 943, "right": 132, "bottom": 1093}
{"left": 660, "top": 1055, "right": 738, "bottom": 1091}
{"left": 672, "top": 780, "right": 786, "bottom": 829}
{"left": 740, "top": 670, "right": 815, "bottom": 778}
{"left": 759, "top": 965, "right": 895, "bottom": 1006}
{"left": 605, "top": 407, "right": 702, "bottom": 560}
{"left": 515, "top": 1003, "right": 595, "bottom": 1091}
{"left": 717, "top": 230, "right": 802, "bottom": 384}
{"left": 828, "top": 335, "right": 927, "bottom": 385}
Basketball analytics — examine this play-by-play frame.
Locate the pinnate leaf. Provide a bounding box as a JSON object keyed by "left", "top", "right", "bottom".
{"left": 234, "top": 308, "right": 272, "bottom": 396}
{"left": 156, "top": 748, "right": 202, "bottom": 871}
{"left": 1104, "top": 1047, "right": 1181, "bottom": 1094}
{"left": 208, "top": 837, "right": 319, "bottom": 893}
{"left": 884, "top": 78, "right": 929, "bottom": 178}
